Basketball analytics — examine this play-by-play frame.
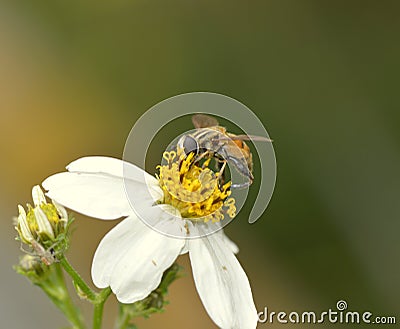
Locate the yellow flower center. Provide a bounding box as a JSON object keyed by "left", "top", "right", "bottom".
{"left": 157, "top": 149, "right": 236, "bottom": 223}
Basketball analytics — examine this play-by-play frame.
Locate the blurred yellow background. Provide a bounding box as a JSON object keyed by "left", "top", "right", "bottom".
{"left": 1, "top": 1, "right": 399, "bottom": 328}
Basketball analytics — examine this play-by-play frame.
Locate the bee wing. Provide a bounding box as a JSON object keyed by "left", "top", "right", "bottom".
{"left": 192, "top": 114, "right": 219, "bottom": 128}
{"left": 218, "top": 134, "right": 273, "bottom": 142}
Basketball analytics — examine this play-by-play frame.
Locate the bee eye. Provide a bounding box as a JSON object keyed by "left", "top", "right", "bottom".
{"left": 182, "top": 136, "right": 199, "bottom": 155}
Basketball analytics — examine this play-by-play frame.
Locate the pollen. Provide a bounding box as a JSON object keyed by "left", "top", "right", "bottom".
{"left": 157, "top": 149, "right": 236, "bottom": 223}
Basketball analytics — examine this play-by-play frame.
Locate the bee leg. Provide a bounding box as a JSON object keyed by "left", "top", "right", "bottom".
{"left": 214, "top": 159, "right": 227, "bottom": 188}
{"left": 194, "top": 151, "right": 211, "bottom": 164}
{"left": 217, "top": 160, "right": 227, "bottom": 180}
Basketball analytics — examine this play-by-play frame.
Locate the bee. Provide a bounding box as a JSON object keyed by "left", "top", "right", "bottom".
{"left": 177, "top": 114, "right": 272, "bottom": 188}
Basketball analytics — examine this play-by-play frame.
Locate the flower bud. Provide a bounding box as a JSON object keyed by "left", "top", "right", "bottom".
{"left": 18, "top": 254, "right": 43, "bottom": 273}
{"left": 15, "top": 185, "right": 70, "bottom": 264}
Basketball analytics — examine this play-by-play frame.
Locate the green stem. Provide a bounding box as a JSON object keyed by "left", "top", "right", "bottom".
{"left": 59, "top": 256, "right": 97, "bottom": 302}
{"left": 93, "top": 287, "right": 112, "bottom": 329}
{"left": 60, "top": 256, "right": 112, "bottom": 329}
{"left": 115, "top": 304, "right": 135, "bottom": 329}
{"left": 39, "top": 264, "right": 86, "bottom": 329}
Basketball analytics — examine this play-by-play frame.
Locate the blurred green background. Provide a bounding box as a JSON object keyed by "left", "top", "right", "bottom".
{"left": 1, "top": 1, "right": 399, "bottom": 328}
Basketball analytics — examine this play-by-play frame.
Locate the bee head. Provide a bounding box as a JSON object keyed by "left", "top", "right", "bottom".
{"left": 178, "top": 135, "right": 199, "bottom": 156}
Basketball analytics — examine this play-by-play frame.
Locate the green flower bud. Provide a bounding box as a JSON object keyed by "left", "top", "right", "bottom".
{"left": 19, "top": 254, "right": 42, "bottom": 272}
{"left": 14, "top": 254, "right": 47, "bottom": 280}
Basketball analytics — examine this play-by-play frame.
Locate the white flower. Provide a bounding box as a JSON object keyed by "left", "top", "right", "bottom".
{"left": 42, "top": 156, "right": 258, "bottom": 329}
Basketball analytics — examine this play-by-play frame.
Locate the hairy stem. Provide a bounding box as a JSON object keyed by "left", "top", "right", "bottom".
{"left": 92, "top": 287, "right": 112, "bottom": 329}
{"left": 39, "top": 264, "right": 86, "bottom": 329}
{"left": 59, "top": 256, "right": 97, "bottom": 302}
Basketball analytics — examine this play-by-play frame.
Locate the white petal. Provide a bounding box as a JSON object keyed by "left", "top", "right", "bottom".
{"left": 18, "top": 204, "right": 27, "bottom": 220}
{"left": 42, "top": 173, "right": 132, "bottom": 220}
{"left": 91, "top": 214, "right": 185, "bottom": 303}
{"left": 91, "top": 216, "right": 142, "bottom": 288}
{"left": 179, "top": 221, "right": 198, "bottom": 255}
{"left": 66, "top": 156, "right": 159, "bottom": 186}
{"left": 189, "top": 230, "right": 257, "bottom": 329}
{"left": 180, "top": 243, "right": 189, "bottom": 255}
{"left": 34, "top": 207, "right": 55, "bottom": 239}
{"left": 138, "top": 204, "right": 190, "bottom": 238}
{"left": 17, "top": 205, "right": 33, "bottom": 243}
{"left": 42, "top": 157, "right": 163, "bottom": 220}
{"left": 32, "top": 185, "right": 46, "bottom": 207}
{"left": 219, "top": 231, "right": 239, "bottom": 254}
